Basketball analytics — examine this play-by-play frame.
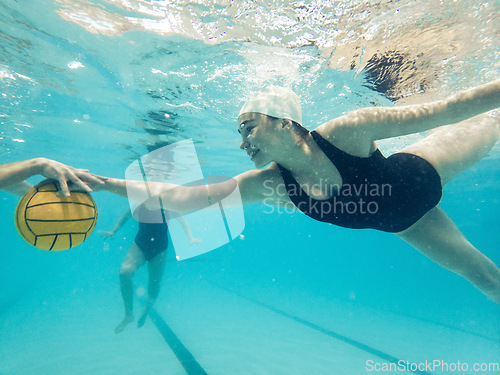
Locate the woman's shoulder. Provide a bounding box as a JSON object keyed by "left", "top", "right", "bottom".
{"left": 234, "top": 164, "right": 289, "bottom": 205}
{"left": 314, "top": 119, "right": 377, "bottom": 157}
{"left": 235, "top": 163, "right": 282, "bottom": 188}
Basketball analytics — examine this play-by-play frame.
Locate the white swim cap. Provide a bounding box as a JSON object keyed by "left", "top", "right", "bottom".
{"left": 239, "top": 86, "right": 302, "bottom": 125}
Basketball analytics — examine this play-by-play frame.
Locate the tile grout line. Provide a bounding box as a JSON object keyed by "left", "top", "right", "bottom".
{"left": 208, "top": 283, "right": 434, "bottom": 375}
{"left": 149, "top": 307, "right": 209, "bottom": 375}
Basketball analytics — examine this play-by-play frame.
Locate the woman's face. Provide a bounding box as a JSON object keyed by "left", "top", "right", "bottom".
{"left": 238, "top": 112, "right": 281, "bottom": 168}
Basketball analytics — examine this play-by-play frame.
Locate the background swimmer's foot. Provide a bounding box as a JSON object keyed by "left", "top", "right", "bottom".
{"left": 137, "top": 308, "right": 149, "bottom": 328}
{"left": 115, "top": 315, "right": 134, "bottom": 334}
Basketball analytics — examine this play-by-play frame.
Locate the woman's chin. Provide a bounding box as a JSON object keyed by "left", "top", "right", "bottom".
{"left": 253, "top": 158, "right": 270, "bottom": 169}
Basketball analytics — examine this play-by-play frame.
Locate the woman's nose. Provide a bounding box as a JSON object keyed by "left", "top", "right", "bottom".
{"left": 240, "top": 140, "right": 248, "bottom": 150}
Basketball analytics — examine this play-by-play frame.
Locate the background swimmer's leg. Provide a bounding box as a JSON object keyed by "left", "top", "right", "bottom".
{"left": 138, "top": 251, "right": 167, "bottom": 328}
{"left": 397, "top": 207, "right": 500, "bottom": 303}
{"left": 399, "top": 111, "right": 499, "bottom": 186}
{"left": 115, "top": 242, "right": 146, "bottom": 334}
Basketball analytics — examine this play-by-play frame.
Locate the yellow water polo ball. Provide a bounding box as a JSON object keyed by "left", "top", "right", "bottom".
{"left": 15, "top": 180, "right": 98, "bottom": 251}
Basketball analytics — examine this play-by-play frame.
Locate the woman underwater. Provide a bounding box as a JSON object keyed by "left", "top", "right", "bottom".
{"left": 93, "top": 80, "right": 500, "bottom": 303}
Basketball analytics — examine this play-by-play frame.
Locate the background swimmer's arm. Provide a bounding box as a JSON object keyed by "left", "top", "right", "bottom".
{"left": 177, "top": 215, "right": 201, "bottom": 244}
{"left": 364, "top": 80, "right": 500, "bottom": 140}
{"left": 100, "top": 210, "right": 132, "bottom": 239}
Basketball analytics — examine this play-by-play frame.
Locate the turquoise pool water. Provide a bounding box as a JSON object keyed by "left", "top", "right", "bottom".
{"left": 1, "top": 1, "right": 499, "bottom": 374}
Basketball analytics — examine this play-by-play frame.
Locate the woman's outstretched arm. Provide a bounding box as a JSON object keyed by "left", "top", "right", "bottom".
{"left": 321, "top": 80, "right": 500, "bottom": 141}
{"left": 91, "top": 167, "right": 273, "bottom": 212}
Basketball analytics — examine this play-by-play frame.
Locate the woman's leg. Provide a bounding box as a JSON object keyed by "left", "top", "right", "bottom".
{"left": 397, "top": 207, "right": 500, "bottom": 303}
{"left": 396, "top": 111, "right": 500, "bottom": 302}
{"left": 115, "top": 242, "right": 146, "bottom": 334}
{"left": 137, "top": 251, "right": 167, "bottom": 328}
{"left": 400, "top": 111, "right": 499, "bottom": 186}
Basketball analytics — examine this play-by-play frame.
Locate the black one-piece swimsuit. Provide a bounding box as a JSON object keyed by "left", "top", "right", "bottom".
{"left": 277, "top": 131, "right": 442, "bottom": 233}
{"left": 134, "top": 205, "right": 169, "bottom": 260}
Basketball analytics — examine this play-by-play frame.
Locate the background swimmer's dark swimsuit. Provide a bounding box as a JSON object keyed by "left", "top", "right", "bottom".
{"left": 277, "top": 131, "right": 442, "bottom": 232}
{"left": 134, "top": 206, "right": 169, "bottom": 261}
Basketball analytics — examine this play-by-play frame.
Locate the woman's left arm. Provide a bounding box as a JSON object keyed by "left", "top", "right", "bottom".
{"left": 322, "top": 80, "right": 500, "bottom": 142}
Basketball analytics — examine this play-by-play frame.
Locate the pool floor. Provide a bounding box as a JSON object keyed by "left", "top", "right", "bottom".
{"left": 1, "top": 269, "right": 499, "bottom": 375}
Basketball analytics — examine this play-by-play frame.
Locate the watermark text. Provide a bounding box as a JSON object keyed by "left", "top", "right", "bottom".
{"left": 366, "top": 359, "right": 499, "bottom": 374}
